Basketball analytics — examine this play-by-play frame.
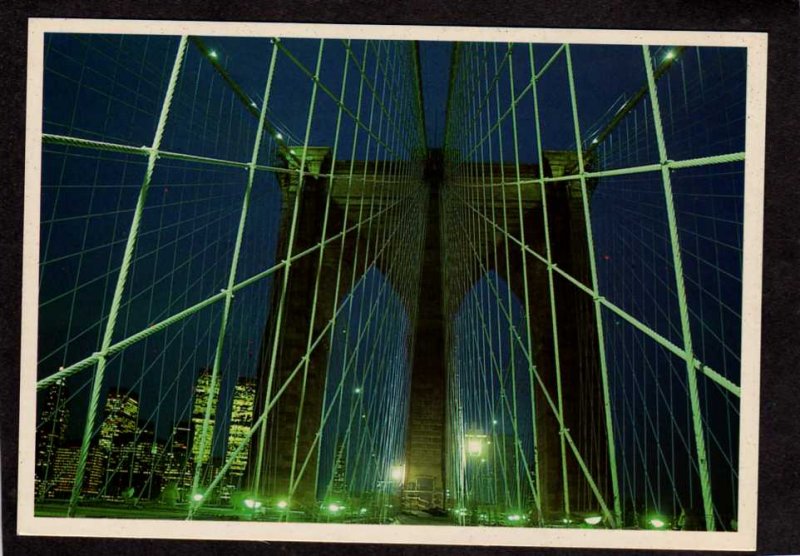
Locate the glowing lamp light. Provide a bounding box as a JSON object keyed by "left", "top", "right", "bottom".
{"left": 390, "top": 465, "right": 405, "bottom": 482}
{"left": 360, "top": 508, "right": 368, "bottom": 514}
{"left": 584, "top": 515, "right": 602, "bottom": 526}
{"left": 328, "top": 503, "right": 341, "bottom": 513}
{"left": 244, "top": 498, "right": 262, "bottom": 509}
{"left": 209, "top": 50, "right": 218, "bottom": 60}
{"left": 467, "top": 438, "right": 483, "bottom": 456}
{"left": 648, "top": 517, "right": 667, "bottom": 529}
{"left": 275, "top": 132, "right": 283, "bottom": 140}
{"left": 492, "top": 419, "right": 498, "bottom": 425}
{"left": 191, "top": 493, "right": 204, "bottom": 502}
{"left": 664, "top": 50, "right": 676, "bottom": 61}
{"left": 276, "top": 500, "right": 288, "bottom": 510}
{"left": 354, "top": 387, "right": 362, "bottom": 394}
{"left": 507, "top": 514, "right": 521, "bottom": 522}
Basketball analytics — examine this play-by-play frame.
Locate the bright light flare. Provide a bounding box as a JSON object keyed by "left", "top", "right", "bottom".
{"left": 390, "top": 465, "right": 405, "bottom": 482}
{"left": 467, "top": 438, "right": 483, "bottom": 456}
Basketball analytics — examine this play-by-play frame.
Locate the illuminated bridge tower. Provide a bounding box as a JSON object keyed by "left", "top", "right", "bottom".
{"left": 249, "top": 146, "right": 425, "bottom": 506}
{"left": 247, "top": 143, "right": 609, "bottom": 516}
{"left": 440, "top": 150, "right": 611, "bottom": 519}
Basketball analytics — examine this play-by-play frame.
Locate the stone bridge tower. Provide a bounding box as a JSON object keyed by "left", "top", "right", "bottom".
{"left": 248, "top": 146, "right": 423, "bottom": 506}
{"left": 248, "top": 146, "right": 610, "bottom": 519}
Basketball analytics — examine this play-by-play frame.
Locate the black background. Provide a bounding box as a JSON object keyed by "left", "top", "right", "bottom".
{"left": 1, "top": 1, "right": 798, "bottom": 554}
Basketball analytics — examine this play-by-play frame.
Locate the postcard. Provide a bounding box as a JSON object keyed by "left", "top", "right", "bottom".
{"left": 18, "top": 18, "right": 766, "bottom": 551}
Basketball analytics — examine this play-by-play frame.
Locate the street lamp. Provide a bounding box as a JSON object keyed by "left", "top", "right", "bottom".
{"left": 465, "top": 433, "right": 487, "bottom": 457}
{"left": 584, "top": 515, "right": 602, "bottom": 526}
{"left": 390, "top": 464, "right": 405, "bottom": 483}
{"left": 327, "top": 503, "right": 342, "bottom": 513}
{"left": 643, "top": 512, "right": 670, "bottom": 529}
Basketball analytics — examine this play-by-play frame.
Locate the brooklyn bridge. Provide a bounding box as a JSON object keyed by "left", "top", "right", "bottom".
{"left": 32, "top": 33, "right": 745, "bottom": 532}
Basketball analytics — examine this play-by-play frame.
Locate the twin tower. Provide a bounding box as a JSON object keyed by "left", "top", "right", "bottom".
{"left": 246, "top": 146, "right": 609, "bottom": 519}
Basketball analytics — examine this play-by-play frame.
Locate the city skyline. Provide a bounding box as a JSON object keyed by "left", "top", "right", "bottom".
{"left": 35, "top": 366, "right": 258, "bottom": 503}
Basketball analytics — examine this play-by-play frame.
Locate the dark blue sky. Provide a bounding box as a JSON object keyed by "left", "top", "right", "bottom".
{"left": 419, "top": 40, "right": 451, "bottom": 147}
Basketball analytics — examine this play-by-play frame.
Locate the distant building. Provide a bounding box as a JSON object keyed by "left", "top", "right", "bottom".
{"left": 51, "top": 446, "right": 79, "bottom": 498}
{"left": 48, "top": 445, "right": 104, "bottom": 499}
{"left": 97, "top": 389, "right": 139, "bottom": 499}
{"left": 35, "top": 378, "right": 69, "bottom": 499}
{"left": 191, "top": 367, "right": 220, "bottom": 467}
{"left": 163, "top": 420, "right": 193, "bottom": 500}
{"left": 83, "top": 446, "right": 108, "bottom": 497}
{"left": 99, "top": 389, "right": 139, "bottom": 452}
{"left": 107, "top": 428, "right": 164, "bottom": 500}
{"left": 331, "top": 441, "right": 348, "bottom": 496}
{"left": 224, "top": 377, "right": 256, "bottom": 484}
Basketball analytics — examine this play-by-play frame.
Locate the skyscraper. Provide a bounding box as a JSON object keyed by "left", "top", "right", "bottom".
{"left": 225, "top": 377, "right": 256, "bottom": 482}
{"left": 109, "top": 428, "right": 165, "bottom": 500}
{"left": 331, "top": 442, "right": 348, "bottom": 496}
{"left": 191, "top": 367, "right": 220, "bottom": 467}
{"left": 47, "top": 444, "right": 105, "bottom": 499}
{"left": 35, "top": 378, "right": 69, "bottom": 499}
{"left": 99, "top": 389, "right": 139, "bottom": 451}
{"left": 98, "top": 389, "right": 139, "bottom": 499}
{"left": 51, "top": 446, "right": 79, "bottom": 498}
{"left": 163, "top": 420, "right": 193, "bottom": 499}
